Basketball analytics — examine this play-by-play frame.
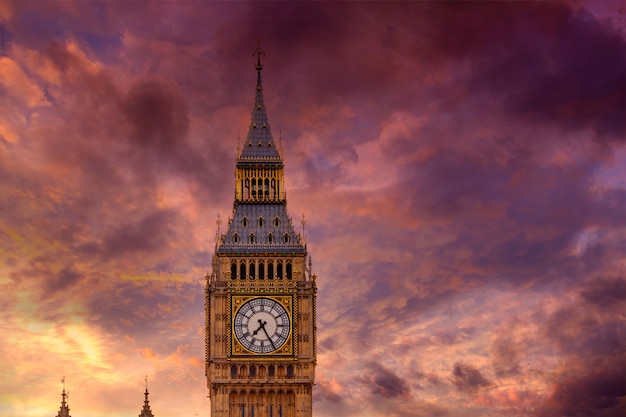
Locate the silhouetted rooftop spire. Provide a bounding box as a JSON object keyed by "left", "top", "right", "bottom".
{"left": 55, "top": 377, "right": 71, "bottom": 417}
{"left": 138, "top": 375, "right": 155, "bottom": 417}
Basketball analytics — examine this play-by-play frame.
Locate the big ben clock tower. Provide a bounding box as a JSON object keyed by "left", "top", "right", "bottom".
{"left": 205, "top": 48, "right": 317, "bottom": 417}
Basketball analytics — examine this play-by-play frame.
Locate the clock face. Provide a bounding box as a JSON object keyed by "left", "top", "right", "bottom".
{"left": 233, "top": 297, "right": 291, "bottom": 354}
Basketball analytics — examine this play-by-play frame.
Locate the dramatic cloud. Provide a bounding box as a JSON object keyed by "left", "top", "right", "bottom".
{"left": 452, "top": 362, "right": 491, "bottom": 393}
{"left": 358, "top": 362, "right": 411, "bottom": 399}
{"left": 1, "top": 1, "right": 624, "bottom": 417}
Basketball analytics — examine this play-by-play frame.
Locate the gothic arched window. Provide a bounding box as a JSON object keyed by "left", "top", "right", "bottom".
{"left": 283, "top": 233, "right": 290, "bottom": 243}
{"left": 268, "top": 233, "right": 274, "bottom": 243}
{"left": 277, "top": 261, "right": 283, "bottom": 279}
{"left": 274, "top": 217, "right": 280, "bottom": 227}
{"left": 258, "top": 217, "right": 264, "bottom": 227}
{"left": 242, "top": 217, "right": 248, "bottom": 227}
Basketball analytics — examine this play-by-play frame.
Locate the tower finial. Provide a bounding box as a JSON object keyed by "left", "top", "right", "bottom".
{"left": 61, "top": 376, "right": 67, "bottom": 405}
{"left": 139, "top": 375, "right": 154, "bottom": 417}
{"left": 253, "top": 40, "right": 265, "bottom": 73}
{"left": 56, "top": 377, "right": 71, "bottom": 417}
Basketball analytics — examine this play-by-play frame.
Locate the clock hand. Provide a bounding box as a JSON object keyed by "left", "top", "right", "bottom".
{"left": 262, "top": 326, "right": 277, "bottom": 350}
{"left": 252, "top": 319, "right": 264, "bottom": 336}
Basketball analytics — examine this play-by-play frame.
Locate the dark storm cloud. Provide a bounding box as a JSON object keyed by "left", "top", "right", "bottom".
{"left": 542, "top": 301, "right": 625, "bottom": 355}
{"left": 215, "top": 1, "right": 626, "bottom": 150}
{"left": 421, "top": 2, "right": 626, "bottom": 140}
{"left": 357, "top": 362, "right": 411, "bottom": 399}
{"left": 538, "top": 362, "right": 626, "bottom": 417}
{"left": 119, "top": 77, "right": 229, "bottom": 193}
{"left": 20, "top": 38, "right": 233, "bottom": 210}
{"left": 579, "top": 276, "right": 626, "bottom": 306}
{"left": 44, "top": 264, "right": 83, "bottom": 293}
{"left": 123, "top": 80, "right": 189, "bottom": 150}
{"left": 452, "top": 362, "right": 491, "bottom": 393}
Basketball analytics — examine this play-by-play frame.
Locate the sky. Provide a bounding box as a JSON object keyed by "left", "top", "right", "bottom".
{"left": 1, "top": 1, "right": 625, "bottom": 416}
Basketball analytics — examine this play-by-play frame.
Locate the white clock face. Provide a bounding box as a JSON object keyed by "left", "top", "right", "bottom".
{"left": 233, "top": 298, "right": 290, "bottom": 354}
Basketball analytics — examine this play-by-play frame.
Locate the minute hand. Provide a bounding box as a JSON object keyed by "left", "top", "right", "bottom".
{"left": 262, "top": 326, "right": 277, "bottom": 350}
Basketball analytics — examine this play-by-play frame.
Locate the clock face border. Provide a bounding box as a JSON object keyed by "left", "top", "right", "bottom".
{"left": 230, "top": 295, "right": 294, "bottom": 356}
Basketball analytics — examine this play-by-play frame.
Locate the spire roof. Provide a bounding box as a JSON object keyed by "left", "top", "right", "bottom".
{"left": 138, "top": 388, "right": 155, "bottom": 417}
{"left": 55, "top": 379, "right": 71, "bottom": 417}
{"left": 239, "top": 45, "right": 281, "bottom": 161}
{"left": 138, "top": 376, "right": 155, "bottom": 417}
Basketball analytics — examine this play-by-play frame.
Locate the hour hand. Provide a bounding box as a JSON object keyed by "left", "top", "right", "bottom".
{"left": 252, "top": 319, "right": 265, "bottom": 335}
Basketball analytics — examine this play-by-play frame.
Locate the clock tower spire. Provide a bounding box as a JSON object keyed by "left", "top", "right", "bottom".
{"left": 205, "top": 49, "right": 317, "bottom": 417}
